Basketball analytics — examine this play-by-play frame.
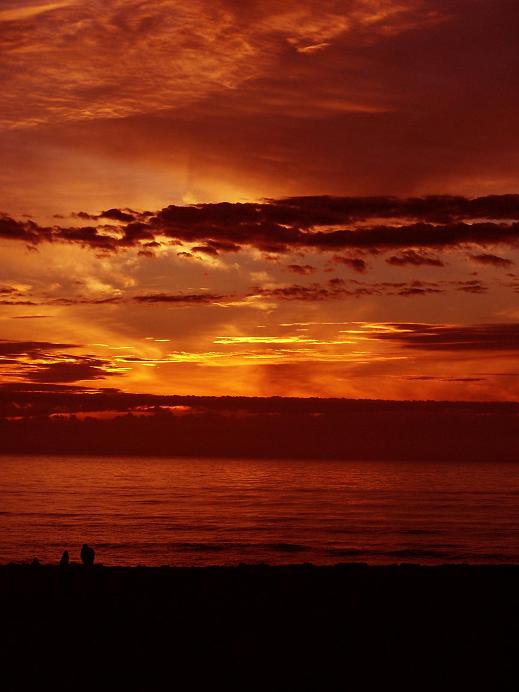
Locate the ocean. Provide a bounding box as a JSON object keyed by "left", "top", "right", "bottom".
{"left": 1, "top": 455, "right": 518, "bottom": 565}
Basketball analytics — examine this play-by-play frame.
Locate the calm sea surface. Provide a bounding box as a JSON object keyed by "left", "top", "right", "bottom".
{"left": 1, "top": 455, "right": 518, "bottom": 565}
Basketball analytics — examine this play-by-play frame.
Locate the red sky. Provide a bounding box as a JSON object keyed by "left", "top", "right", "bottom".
{"left": 1, "top": 0, "right": 519, "bottom": 400}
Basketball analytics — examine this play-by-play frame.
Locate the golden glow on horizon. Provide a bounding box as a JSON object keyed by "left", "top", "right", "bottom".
{"left": 213, "top": 336, "right": 356, "bottom": 345}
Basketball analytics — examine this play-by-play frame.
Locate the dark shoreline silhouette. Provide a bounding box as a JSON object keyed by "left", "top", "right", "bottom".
{"left": 1, "top": 563, "right": 518, "bottom": 690}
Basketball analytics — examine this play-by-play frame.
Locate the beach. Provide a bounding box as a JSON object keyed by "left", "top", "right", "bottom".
{"left": 2, "top": 563, "right": 518, "bottom": 690}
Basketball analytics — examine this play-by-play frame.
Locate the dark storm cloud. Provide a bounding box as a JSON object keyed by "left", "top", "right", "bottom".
{"left": 152, "top": 195, "right": 519, "bottom": 229}
{"left": 0, "top": 340, "right": 80, "bottom": 357}
{"left": 255, "top": 279, "right": 446, "bottom": 301}
{"left": 0, "top": 286, "right": 38, "bottom": 305}
{"left": 370, "top": 323, "right": 519, "bottom": 351}
{"left": 386, "top": 250, "right": 444, "bottom": 267}
{"left": 56, "top": 225, "right": 119, "bottom": 250}
{"left": 21, "top": 358, "right": 117, "bottom": 384}
{"left": 50, "top": 296, "right": 122, "bottom": 306}
{"left": 99, "top": 208, "right": 137, "bottom": 223}
{"left": 332, "top": 256, "right": 368, "bottom": 273}
{"left": 133, "top": 292, "right": 227, "bottom": 304}
{"left": 286, "top": 264, "right": 316, "bottom": 275}
{"left": 267, "top": 195, "right": 519, "bottom": 224}
{"left": 255, "top": 283, "right": 335, "bottom": 301}
{"left": 191, "top": 245, "right": 219, "bottom": 256}
{"left": 0, "top": 300, "right": 39, "bottom": 306}
{"left": 396, "top": 286, "right": 443, "bottom": 297}
{"left": 75, "top": 210, "right": 137, "bottom": 223}
{"left": 3, "top": 196, "right": 519, "bottom": 256}
{"left": 0, "top": 214, "right": 46, "bottom": 243}
{"left": 144, "top": 197, "right": 519, "bottom": 254}
{"left": 0, "top": 339, "right": 121, "bottom": 384}
{"left": 204, "top": 240, "right": 241, "bottom": 253}
{"left": 301, "top": 221, "right": 519, "bottom": 252}
{"left": 456, "top": 280, "right": 488, "bottom": 294}
{"left": 469, "top": 253, "right": 514, "bottom": 268}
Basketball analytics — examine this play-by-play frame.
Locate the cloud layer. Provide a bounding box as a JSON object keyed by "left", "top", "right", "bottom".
{"left": 1, "top": 0, "right": 425, "bottom": 128}
{"left": 3, "top": 195, "right": 519, "bottom": 257}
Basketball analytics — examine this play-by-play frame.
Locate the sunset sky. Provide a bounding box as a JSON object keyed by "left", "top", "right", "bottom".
{"left": 1, "top": 0, "right": 519, "bottom": 401}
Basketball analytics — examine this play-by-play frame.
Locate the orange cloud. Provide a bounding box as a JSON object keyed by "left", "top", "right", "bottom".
{"left": 0, "top": 0, "right": 433, "bottom": 128}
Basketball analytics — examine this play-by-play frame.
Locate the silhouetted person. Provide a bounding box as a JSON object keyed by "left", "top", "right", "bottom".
{"left": 80, "top": 544, "right": 95, "bottom": 567}
{"left": 60, "top": 550, "right": 70, "bottom": 567}
{"left": 31, "top": 557, "right": 40, "bottom": 567}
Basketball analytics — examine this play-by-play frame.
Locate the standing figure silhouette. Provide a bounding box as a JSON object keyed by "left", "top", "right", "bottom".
{"left": 80, "top": 544, "right": 95, "bottom": 567}
{"left": 59, "top": 550, "right": 70, "bottom": 567}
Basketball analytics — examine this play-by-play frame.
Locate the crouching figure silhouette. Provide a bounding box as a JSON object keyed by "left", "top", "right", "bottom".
{"left": 80, "top": 544, "right": 95, "bottom": 567}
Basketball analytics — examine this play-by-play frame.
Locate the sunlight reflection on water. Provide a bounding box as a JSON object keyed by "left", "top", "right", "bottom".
{"left": 1, "top": 455, "right": 518, "bottom": 565}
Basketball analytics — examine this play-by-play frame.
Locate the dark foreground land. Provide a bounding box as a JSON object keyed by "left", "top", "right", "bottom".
{"left": 1, "top": 564, "right": 518, "bottom": 691}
